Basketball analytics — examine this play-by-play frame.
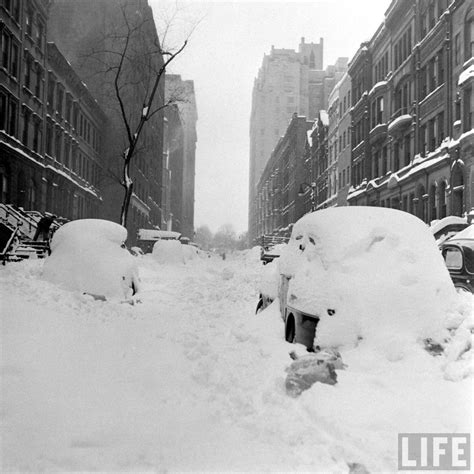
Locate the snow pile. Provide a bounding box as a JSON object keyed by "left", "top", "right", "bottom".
{"left": 152, "top": 239, "right": 185, "bottom": 264}
{"left": 43, "top": 219, "right": 139, "bottom": 300}
{"left": 278, "top": 207, "right": 458, "bottom": 356}
{"left": 257, "top": 257, "right": 282, "bottom": 299}
{"left": 0, "top": 248, "right": 472, "bottom": 472}
{"left": 182, "top": 244, "right": 199, "bottom": 261}
{"left": 442, "top": 290, "right": 474, "bottom": 381}
{"left": 449, "top": 224, "right": 474, "bottom": 240}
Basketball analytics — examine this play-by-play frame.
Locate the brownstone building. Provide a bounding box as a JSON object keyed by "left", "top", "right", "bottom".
{"left": 347, "top": 0, "right": 473, "bottom": 222}
{"left": 164, "top": 74, "right": 198, "bottom": 241}
{"left": 254, "top": 114, "right": 313, "bottom": 241}
{"left": 0, "top": 0, "right": 104, "bottom": 218}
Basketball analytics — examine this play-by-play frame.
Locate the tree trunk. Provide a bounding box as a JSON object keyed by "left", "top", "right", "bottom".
{"left": 120, "top": 151, "right": 133, "bottom": 227}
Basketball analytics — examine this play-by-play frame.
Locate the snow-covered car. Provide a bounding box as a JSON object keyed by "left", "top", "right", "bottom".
{"left": 259, "top": 207, "right": 458, "bottom": 350}
{"left": 440, "top": 224, "right": 474, "bottom": 293}
{"left": 43, "top": 219, "right": 140, "bottom": 301}
{"left": 430, "top": 215, "right": 469, "bottom": 245}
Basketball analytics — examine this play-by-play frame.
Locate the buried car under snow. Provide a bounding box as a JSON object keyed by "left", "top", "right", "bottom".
{"left": 257, "top": 207, "right": 458, "bottom": 349}
{"left": 440, "top": 224, "right": 474, "bottom": 293}
{"left": 43, "top": 219, "right": 140, "bottom": 302}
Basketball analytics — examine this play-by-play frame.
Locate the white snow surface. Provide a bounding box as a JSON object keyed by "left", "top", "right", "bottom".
{"left": 43, "top": 219, "right": 140, "bottom": 301}
{"left": 0, "top": 248, "right": 472, "bottom": 472}
{"left": 152, "top": 239, "right": 199, "bottom": 264}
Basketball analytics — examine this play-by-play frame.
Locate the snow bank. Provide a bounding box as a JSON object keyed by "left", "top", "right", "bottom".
{"left": 43, "top": 219, "right": 139, "bottom": 300}
{"left": 278, "top": 207, "right": 458, "bottom": 356}
{"left": 257, "top": 256, "right": 283, "bottom": 299}
{"left": 449, "top": 224, "right": 474, "bottom": 240}
{"left": 152, "top": 239, "right": 185, "bottom": 264}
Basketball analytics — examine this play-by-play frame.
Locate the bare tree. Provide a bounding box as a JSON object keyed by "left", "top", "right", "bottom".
{"left": 82, "top": 0, "right": 191, "bottom": 227}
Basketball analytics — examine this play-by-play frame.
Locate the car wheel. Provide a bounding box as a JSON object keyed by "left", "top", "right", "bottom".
{"left": 285, "top": 315, "right": 296, "bottom": 343}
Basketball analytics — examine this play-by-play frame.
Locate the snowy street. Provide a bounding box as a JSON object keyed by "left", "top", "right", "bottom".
{"left": 1, "top": 250, "right": 472, "bottom": 472}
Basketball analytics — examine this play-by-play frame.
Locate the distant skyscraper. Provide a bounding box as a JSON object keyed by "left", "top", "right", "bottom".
{"left": 248, "top": 38, "right": 347, "bottom": 241}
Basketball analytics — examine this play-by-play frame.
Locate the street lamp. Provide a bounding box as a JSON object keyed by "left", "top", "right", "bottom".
{"left": 298, "top": 181, "right": 316, "bottom": 211}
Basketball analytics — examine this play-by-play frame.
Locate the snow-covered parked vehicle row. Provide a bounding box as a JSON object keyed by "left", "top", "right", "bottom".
{"left": 440, "top": 224, "right": 474, "bottom": 293}
{"left": 258, "top": 207, "right": 459, "bottom": 350}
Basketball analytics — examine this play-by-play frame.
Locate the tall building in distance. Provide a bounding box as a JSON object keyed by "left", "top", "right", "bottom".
{"left": 164, "top": 74, "right": 198, "bottom": 240}
{"left": 248, "top": 37, "right": 348, "bottom": 242}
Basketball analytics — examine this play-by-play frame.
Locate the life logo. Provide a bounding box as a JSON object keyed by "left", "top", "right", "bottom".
{"left": 398, "top": 433, "right": 471, "bottom": 470}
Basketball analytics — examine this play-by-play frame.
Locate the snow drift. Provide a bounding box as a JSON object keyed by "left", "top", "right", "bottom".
{"left": 42, "top": 219, "right": 140, "bottom": 300}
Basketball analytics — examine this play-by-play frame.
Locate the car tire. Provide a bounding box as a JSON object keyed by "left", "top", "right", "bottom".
{"left": 285, "top": 315, "right": 296, "bottom": 343}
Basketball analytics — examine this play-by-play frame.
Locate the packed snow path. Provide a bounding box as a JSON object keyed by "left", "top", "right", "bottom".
{"left": 1, "top": 252, "right": 472, "bottom": 472}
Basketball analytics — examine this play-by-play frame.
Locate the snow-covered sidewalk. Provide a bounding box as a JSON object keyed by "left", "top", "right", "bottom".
{"left": 1, "top": 252, "right": 472, "bottom": 472}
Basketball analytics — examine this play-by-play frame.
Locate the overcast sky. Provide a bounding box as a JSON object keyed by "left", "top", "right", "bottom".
{"left": 150, "top": 0, "right": 392, "bottom": 235}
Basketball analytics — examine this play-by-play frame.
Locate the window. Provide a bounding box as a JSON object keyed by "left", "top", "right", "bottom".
{"left": 24, "top": 53, "right": 32, "bottom": 90}
{"left": 65, "top": 94, "right": 72, "bottom": 123}
{"left": 8, "top": 99, "right": 17, "bottom": 137}
{"left": 393, "top": 141, "right": 400, "bottom": 171}
{"left": 36, "top": 21, "right": 45, "bottom": 51}
{"left": 33, "top": 117, "right": 41, "bottom": 153}
{"left": 438, "top": 49, "right": 444, "bottom": 85}
{"left": 56, "top": 85, "right": 64, "bottom": 117}
{"left": 437, "top": 112, "right": 445, "bottom": 144}
{"left": 428, "top": 118, "right": 436, "bottom": 151}
{"left": 34, "top": 65, "right": 43, "bottom": 98}
{"left": 1, "top": 30, "right": 11, "bottom": 70}
{"left": 47, "top": 73, "right": 55, "bottom": 110}
{"left": 404, "top": 135, "right": 410, "bottom": 166}
{"left": 454, "top": 33, "right": 461, "bottom": 66}
{"left": 25, "top": 9, "right": 33, "bottom": 37}
{"left": 22, "top": 108, "right": 30, "bottom": 146}
{"left": 55, "top": 129, "right": 62, "bottom": 161}
{"left": 46, "top": 120, "right": 53, "bottom": 156}
{"left": 0, "top": 91, "right": 7, "bottom": 131}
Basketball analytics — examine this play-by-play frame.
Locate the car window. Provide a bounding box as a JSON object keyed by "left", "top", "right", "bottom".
{"left": 443, "top": 247, "right": 463, "bottom": 270}
{"left": 462, "top": 245, "right": 474, "bottom": 274}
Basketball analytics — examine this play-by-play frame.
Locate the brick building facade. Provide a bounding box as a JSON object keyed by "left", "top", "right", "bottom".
{"left": 254, "top": 114, "right": 313, "bottom": 241}
{"left": 347, "top": 0, "right": 473, "bottom": 222}
{"left": 0, "top": 0, "right": 104, "bottom": 218}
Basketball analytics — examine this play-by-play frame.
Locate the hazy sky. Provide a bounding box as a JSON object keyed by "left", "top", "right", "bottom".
{"left": 150, "top": 0, "right": 391, "bottom": 234}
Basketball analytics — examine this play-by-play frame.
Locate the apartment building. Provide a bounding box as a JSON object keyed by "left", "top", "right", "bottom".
{"left": 248, "top": 37, "right": 347, "bottom": 241}
{"left": 254, "top": 114, "right": 313, "bottom": 240}
{"left": 0, "top": 0, "right": 104, "bottom": 218}
{"left": 347, "top": 0, "right": 473, "bottom": 221}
